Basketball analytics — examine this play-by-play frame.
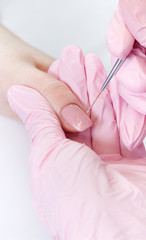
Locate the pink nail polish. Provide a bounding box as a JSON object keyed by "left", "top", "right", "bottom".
{"left": 61, "top": 104, "right": 92, "bottom": 131}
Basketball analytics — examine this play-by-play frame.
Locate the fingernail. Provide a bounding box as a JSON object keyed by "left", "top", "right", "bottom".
{"left": 61, "top": 104, "right": 92, "bottom": 131}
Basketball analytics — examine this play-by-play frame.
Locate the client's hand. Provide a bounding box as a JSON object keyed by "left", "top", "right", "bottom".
{"left": 106, "top": 0, "right": 146, "bottom": 156}
{"left": 0, "top": 25, "right": 91, "bottom": 132}
{"left": 7, "top": 46, "right": 146, "bottom": 239}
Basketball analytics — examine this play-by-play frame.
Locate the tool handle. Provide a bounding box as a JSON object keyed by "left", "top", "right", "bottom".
{"left": 101, "top": 58, "right": 123, "bottom": 91}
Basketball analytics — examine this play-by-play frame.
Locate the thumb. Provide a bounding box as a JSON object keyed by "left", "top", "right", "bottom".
{"left": 7, "top": 85, "right": 66, "bottom": 146}
{"left": 106, "top": 5, "right": 135, "bottom": 59}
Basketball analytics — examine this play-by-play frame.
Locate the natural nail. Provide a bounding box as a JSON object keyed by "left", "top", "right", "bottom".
{"left": 61, "top": 104, "right": 92, "bottom": 131}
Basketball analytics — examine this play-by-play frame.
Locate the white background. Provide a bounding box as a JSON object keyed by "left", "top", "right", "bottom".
{"left": 1, "top": 0, "right": 145, "bottom": 240}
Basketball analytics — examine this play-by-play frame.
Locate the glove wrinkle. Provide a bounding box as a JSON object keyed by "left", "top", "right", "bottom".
{"left": 7, "top": 45, "right": 146, "bottom": 240}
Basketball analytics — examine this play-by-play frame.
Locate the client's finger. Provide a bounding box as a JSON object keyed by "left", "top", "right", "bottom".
{"left": 48, "top": 46, "right": 91, "bottom": 147}
{"left": 33, "top": 64, "right": 92, "bottom": 133}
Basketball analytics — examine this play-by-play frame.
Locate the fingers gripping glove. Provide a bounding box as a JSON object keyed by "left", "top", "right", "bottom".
{"left": 7, "top": 46, "right": 146, "bottom": 239}
{"left": 48, "top": 46, "right": 120, "bottom": 155}
{"left": 107, "top": 0, "right": 146, "bottom": 59}
{"left": 106, "top": 0, "right": 146, "bottom": 157}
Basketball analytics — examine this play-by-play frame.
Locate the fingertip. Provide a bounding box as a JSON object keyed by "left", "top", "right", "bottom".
{"left": 106, "top": 6, "right": 135, "bottom": 59}
{"left": 7, "top": 85, "right": 26, "bottom": 109}
{"left": 7, "top": 85, "right": 65, "bottom": 142}
{"left": 7, "top": 85, "right": 52, "bottom": 122}
{"left": 7, "top": 85, "right": 31, "bottom": 120}
{"left": 60, "top": 45, "right": 84, "bottom": 63}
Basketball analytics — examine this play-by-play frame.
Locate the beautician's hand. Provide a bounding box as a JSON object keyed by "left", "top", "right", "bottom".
{"left": 106, "top": 0, "right": 146, "bottom": 156}
{"left": 7, "top": 46, "right": 146, "bottom": 239}
{"left": 106, "top": 0, "right": 146, "bottom": 59}
{"left": 0, "top": 25, "right": 92, "bottom": 132}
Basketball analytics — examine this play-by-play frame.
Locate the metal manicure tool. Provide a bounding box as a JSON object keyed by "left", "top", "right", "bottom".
{"left": 87, "top": 58, "right": 124, "bottom": 113}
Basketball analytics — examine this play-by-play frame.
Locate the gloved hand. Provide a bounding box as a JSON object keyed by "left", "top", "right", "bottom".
{"left": 107, "top": 0, "right": 146, "bottom": 59}
{"left": 7, "top": 46, "right": 146, "bottom": 239}
{"left": 106, "top": 0, "right": 146, "bottom": 156}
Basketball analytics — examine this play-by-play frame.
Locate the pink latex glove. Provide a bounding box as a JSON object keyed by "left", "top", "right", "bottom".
{"left": 107, "top": 0, "right": 146, "bottom": 59}
{"left": 7, "top": 46, "right": 146, "bottom": 240}
{"left": 106, "top": 0, "right": 146, "bottom": 157}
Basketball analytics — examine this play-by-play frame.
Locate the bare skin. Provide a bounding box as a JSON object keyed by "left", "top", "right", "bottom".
{"left": 0, "top": 25, "right": 90, "bottom": 131}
